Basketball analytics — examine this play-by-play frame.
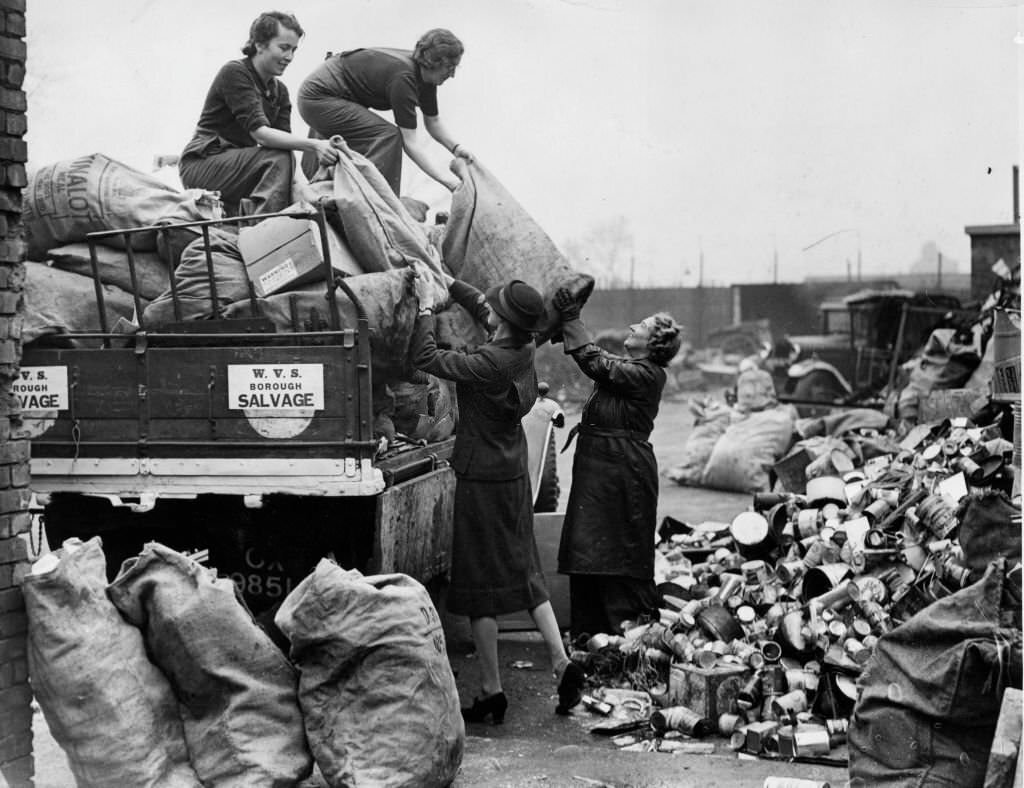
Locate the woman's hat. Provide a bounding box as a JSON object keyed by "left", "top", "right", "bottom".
{"left": 485, "top": 280, "right": 545, "bottom": 332}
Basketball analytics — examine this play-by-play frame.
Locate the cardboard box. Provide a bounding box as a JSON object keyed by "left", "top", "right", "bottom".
{"left": 668, "top": 662, "right": 751, "bottom": 726}
{"left": 239, "top": 209, "right": 362, "bottom": 297}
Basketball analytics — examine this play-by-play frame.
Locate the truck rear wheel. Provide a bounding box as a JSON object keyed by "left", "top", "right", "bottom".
{"left": 533, "top": 431, "right": 560, "bottom": 513}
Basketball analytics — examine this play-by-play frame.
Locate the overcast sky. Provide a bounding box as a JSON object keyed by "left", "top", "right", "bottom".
{"left": 23, "top": 0, "right": 1021, "bottom": 286}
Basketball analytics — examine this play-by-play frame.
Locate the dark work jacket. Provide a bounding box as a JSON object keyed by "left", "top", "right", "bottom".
{"left": 411, "top": 311, "right": 537, "bottom": 482}
{"left": 557, "top": 318, "right": 666, "bottom": 578}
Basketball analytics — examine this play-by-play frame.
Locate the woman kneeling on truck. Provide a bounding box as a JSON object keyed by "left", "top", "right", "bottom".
{"left": 179, "top": 11, "right": 339, "bottom": 214}
{"left": 411, "top": 276, "right": 584, "bottom": 722}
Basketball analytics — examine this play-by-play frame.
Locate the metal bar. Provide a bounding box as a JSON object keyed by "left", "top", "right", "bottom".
{"left": 311, "top": 205, "right": 342, "bottom": 330}
{"left": 87, "top": 239, "right": 111, "bottom": 346}
{"left": 333, "top": 277, "right": 373, "bottom": 442}
{"left": 123, "top": 243, "right": 147, "bottom": 331}
{"left": 84, "top": 210, "right": 316, "bottom": 242}
{"left": 30, "top": 438, "right": 380, "bottom": 450}
{"left": 886, "top": 302, "right": 910, "bottom": 394}
{"left": 201, "top": 225, "right": 219, "bottom": 312}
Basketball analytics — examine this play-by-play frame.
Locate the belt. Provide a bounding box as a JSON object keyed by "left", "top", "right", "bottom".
{"left": 561, "top": 423, "right": 651, "bottom": 453}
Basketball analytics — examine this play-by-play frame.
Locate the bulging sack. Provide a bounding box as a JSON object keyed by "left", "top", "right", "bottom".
{"left": 23, "top": 261, "right": 141, "bottom": 345}
{"left": 107, "top": 542, "right": 312, "bottom": 788}
{"left": 442, "top": 158, "right": 594, "bottom": 343}
{"left": 47, "top": 242, "right": 170, "bottom": 300}
{"left": 275, "top": 561, "right": 464, "bottom": 788}
{"left": 23, "top": 537, "right": 201, "bottom": 788}
{"left": 24, "top": 154, "right": 219, "bottom": 259}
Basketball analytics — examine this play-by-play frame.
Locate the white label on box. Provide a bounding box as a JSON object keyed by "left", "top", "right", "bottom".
{"left": 258, "top": 257, "right": 299, "bottom": 295}
{"left": 14, "top": 366, "right": 68, "bottom": 412}
{"left": 227, "top": 364, "right": 325, "bottom": 410}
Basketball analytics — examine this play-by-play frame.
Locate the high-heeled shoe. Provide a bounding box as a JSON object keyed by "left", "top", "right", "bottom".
{"left": 461, "top": 691, "right": 508, "bottom": 724}
{"left": 555, "top": 662, "right": 585, "bottom": 715}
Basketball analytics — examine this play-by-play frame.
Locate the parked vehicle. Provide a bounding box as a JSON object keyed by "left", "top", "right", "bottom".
{"left": 769, "top": 289, "right": 967, "bottom": 414}
{"left": 20, "top": 208, "right": 558, "bottom": 612}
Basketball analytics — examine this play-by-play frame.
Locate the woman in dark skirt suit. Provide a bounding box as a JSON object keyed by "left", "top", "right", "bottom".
{"left": 411, "top": 278, "right": 584, "bottom": 722}
{"left": 552, "top": 287, "right": 683, "bottom": 640}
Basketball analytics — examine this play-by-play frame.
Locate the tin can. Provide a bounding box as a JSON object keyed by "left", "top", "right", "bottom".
{"left": 771, "top": 689, "right": 809, "bottom": 718}
{"left": 650, "top": 705, "right": 712, "bottom": 737}
{"left": 792, "top": 725, "right": 832, "bottom": 756}
{"left": 795, "top": 508, "right": 821, "bottom": 539}
{"left": 736, "top": 672, "right": 763, "bottom": 711}
{"left": 741, "top": 559, "right": 770, "bottom": 586}
{"left": 718, "top": 711, "right": 744, "bottom": 735}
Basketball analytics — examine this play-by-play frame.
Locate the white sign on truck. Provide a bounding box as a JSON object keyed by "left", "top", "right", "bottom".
{"left": 14, "top": 366, "right": 68, "bottom": 413}
{"left": 227, "top": 364, "right": 325, "bottom": 411}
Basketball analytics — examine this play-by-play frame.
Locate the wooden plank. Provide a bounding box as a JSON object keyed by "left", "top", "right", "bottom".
{"left": 372, "top": 466, "right": 455, "bottom": 581}
{"left": 984, "top": 687, "right": 1023, "bottom": 788}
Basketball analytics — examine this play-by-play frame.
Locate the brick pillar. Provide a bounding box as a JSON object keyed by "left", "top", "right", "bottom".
{"left": 0, "top": 0, "right": 31, "bottom": 785}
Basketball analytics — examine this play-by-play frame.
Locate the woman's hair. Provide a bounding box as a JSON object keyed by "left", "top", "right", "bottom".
{"left": 242, "top": 11, "right": 304, "bottom": 57}
{"left": 412, "top": 28, "right": 464, "bottom": 70}
{"left": 646, "top": 313, "right": 683, "bottom": 367}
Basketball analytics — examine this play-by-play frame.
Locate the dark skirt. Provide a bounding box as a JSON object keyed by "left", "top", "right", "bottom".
{"left": 446, "top": 474, "right": 550, "bottom": 618}
{"left": 568, "top": 575, "right": 660, "bottom": 639}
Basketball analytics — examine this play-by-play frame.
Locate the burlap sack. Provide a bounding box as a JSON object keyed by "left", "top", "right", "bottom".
{"left": 47, "top": 242, "right": 169, "bottom": 300}
{"left": 22, "top": 261, "right": 140, "bottom": 345}
{"left": 275, "top": 561, "right": 464, "bottom": 788}
{"left": 441, "top": 158, "right": 594, "bottom": 343}
{"left": 23, "top": 537, "right": 201, "bottom": 788}
{"left": 107, "top": 542, "right": 312, "bottom": 788}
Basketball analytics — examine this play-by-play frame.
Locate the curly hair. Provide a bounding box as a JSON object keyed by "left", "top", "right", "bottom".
{"left": 242, "top": 11, "right": 304, "bottom": 57}
{"left": 412, "top": 28, "right": 464, "bottom": 70}
{"left": 646, "top": 313, "right": 683, "bottom": 367}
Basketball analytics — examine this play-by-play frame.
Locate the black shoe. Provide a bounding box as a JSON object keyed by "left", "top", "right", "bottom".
{"left": 461, "top": 692, "right": 507, "bottom": 724}
{"left": 555, "top": 662, "right": 585, "bottom": 715}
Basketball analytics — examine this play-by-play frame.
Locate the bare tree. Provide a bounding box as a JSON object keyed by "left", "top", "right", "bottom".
{"left": 562, "top": 216, "right": 634, "bottom": 288}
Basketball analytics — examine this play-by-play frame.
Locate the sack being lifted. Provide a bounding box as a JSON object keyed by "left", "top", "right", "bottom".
{"left": 441, "top": 157, "right": 594, "bottom": 344}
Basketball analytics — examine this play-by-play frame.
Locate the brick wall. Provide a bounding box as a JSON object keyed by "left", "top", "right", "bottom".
{"left": 0, "top": 0, "right": 31, "bottom": 785}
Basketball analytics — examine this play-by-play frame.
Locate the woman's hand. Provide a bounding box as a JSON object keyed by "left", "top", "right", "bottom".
{"left": 553, "top": 287, "right": 581, "bottom": 322}
{"left": 313, "top": 139, "right": 340, "bottom": 167}
{"left": 442, "top": 176, "right": 462, "bottom": 192}
{"left": 452, "top": 144, "right": 475, "bottom": 163}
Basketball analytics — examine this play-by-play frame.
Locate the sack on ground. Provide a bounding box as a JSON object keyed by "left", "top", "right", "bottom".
{"left": 24, "top": 154, "right": 220, "bottom": 259}
{"left": 23, "top": 261, "right": 140, "bottom": 346}
{"left": 664, "top": 399, "right": 731, "bottom": 486}
{"left": 47, "top": 242, "right": 169, "bottom": 300}
{"left": 23, "top": 537, "right": 201, "bottom": 788}
{"left": 442, "top": 157, "right": 594, "bottom": 343}
{"left": 701, "top": 404, "right": 798, "bottom": 492}
{"left": 849, "top": 558, "right": 1023, "bottom": 787}
{"left": 275, "top": 561, "right": 464, "bottom": 788}
{"left": 142, "top": 227, "right": 246, "bottom": 325}
{"left": 107, "top": 542, "right": 312, "bottom": 788}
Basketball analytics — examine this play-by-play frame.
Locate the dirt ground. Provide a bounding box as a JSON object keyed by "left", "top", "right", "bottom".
{"left": 28, "top": 391, "right": 849, "bottom": 788}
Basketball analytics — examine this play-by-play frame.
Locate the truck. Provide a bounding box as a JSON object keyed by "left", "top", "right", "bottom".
{"left": 768, "top": 288, "right": 967, "bottom": 415}
{"left": 17, "top": 206, "right": 562, "bottom": 614}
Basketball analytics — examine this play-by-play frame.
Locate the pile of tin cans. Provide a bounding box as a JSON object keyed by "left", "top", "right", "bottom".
{"left": 573, "top": 412, "right": 1017, "bottom": 759}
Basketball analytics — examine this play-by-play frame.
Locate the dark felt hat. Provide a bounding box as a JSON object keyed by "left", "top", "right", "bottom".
{"left": 485, "top": 280, "right": 545, "bottom": 332}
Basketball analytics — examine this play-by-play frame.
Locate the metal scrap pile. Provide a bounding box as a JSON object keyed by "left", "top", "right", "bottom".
{"left": 567, "top": 409, "right": 1020, "bottom": 765}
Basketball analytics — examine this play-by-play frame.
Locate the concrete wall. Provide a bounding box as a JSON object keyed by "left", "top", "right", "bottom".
{"left": 580, "top": 286, "right": 732, "bottom": 346}
{"left": 0, "top": 0, "right": 31, "bottom": 784}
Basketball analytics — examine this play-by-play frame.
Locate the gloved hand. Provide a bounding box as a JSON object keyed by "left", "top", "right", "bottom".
{"left": 553, "top": 287, "right": 581, "bottom": 322}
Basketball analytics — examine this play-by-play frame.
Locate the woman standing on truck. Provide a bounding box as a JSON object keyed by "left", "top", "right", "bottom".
{"left": 552, "top": 288, "right": 683, "bottom": 640}
{"left": 411, "top": 278, "right": 584, "bottom": 722}
{"left": 179, "top": 11, "right": 340, "bottom": 214}
{"left": 297, "top": 29, "right": 473, "bottom": 196}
